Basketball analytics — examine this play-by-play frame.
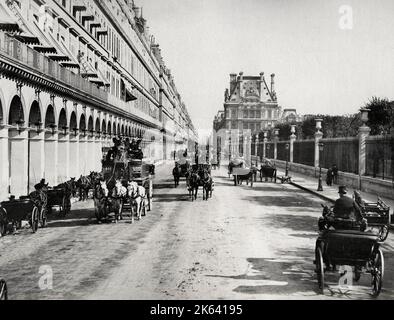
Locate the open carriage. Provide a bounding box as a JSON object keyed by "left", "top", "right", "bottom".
{"left": 0, "top": 198, "right": 40, "bottom": 235}
{"left": 354, "top": 191, "right": 391, "bottom": 242}
{"left": 228, "top": 158, "right": 245, "bottom": 178}
{"left": 46, "top": 188, "right": 72, "bottom": 217}
{"left": 315, "top": 205, "right": 384, "bottom": 296}
{"left": 232, "top": 168, "right": 254, "bottom": 187}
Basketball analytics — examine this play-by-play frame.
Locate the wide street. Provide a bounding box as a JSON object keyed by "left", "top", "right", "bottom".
{"left": 1, "top": 163, "right": 394, "bottom": 300}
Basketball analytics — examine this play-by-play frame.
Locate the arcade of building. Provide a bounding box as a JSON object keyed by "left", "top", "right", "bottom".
{"left": 0, "top": 0, "right": 198, "bottom": 200}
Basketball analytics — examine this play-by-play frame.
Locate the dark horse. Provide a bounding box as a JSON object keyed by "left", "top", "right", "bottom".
{"left": 186, "top": 170, "right": 200, "bottom": 201}
{"left": 93, "top": 180, "right": 109, "bottom": 223}
{"left": 200, "top": 169, "right": 214, "bottom": 201}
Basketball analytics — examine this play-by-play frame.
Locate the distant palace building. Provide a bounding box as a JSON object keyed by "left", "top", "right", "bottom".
{"left": 0, "top": 0, "right": 197, "bottom": 199}
{"left": 213, "top": 72, "right": 300, "bottom": 161}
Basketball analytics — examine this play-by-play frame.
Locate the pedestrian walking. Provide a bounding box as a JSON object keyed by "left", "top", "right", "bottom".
{"left": 332, "top": 164, "right": 338, "bottom": 184}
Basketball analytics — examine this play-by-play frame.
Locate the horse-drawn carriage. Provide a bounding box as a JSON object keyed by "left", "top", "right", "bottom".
{"left": 46, "top": 188, "right": 72, "bottom": 217}
{"left": 186, "top": 163, "right": 214, "bottom": 201}
{"left": 96, "top": 156, "right": 153, "bottom": 223}
{"left": 315, "top": 205, "right": 384, "bottom": 296}
{"left": 0, "top": 198, "right": 41, "bottom": 235}
{"left": 354, "top": 191, "right": 390, "bottom": 242}
{"left": 228, "top": 158, "right": 245, "bottom": 178}
{"left": 232, "top": 168, "right": 254, "bottom": 187}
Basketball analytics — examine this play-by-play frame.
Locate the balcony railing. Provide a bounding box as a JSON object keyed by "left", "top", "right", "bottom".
{"left": 0, "top": 32, "right": 161, "bottom": 127}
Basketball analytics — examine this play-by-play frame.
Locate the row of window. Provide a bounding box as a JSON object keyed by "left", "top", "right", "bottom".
{"left": 226, "top": 109, "right": 278, "bottom": 120}
{"left": 228, "top": 121, "right": 275, "bottom": 131}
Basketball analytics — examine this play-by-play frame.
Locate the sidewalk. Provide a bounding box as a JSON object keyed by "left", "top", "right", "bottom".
{"left": 275, "top": 168, "right": 394, "bottom": 226}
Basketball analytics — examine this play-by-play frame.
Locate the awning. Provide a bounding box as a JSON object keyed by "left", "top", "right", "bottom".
{"left": 89, "top": 79, "right": 106, "bottom": 87}
{"left": 60, "top": 62, "right": 80, "bottom": 69}
{"left": 126, "top": 88, "right": 137, "bottom": 102}
{"left": 14, "top": 32, "right": 40, "bottom": 45}
{"left": 48, "top": 55, "right": 71, "bottom": 62}
{"left": 81, "top": 72, "right": 98, "bottom": 78}
{"left": 34, "top": 46, "right": 57, "bottom": 54}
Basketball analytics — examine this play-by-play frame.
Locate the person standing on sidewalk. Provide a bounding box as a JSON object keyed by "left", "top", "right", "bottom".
{"left": 332, "top": 164, "right": 338, "bottom": 184}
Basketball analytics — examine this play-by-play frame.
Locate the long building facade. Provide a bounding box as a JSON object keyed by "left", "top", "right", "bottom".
{"left": 0, "top": 0, "right": 197, "bottom": 200}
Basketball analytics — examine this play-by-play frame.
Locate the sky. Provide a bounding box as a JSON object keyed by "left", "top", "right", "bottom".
{"left": 140, "top": 0, "right": 394, "bottom": 131}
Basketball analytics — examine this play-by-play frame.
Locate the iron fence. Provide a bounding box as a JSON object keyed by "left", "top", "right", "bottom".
{"left": 365, "top": 135, "right": 394, "bottom": 180}
{"left": 320, "top": 138, "right": 359, "bottom": 174}
{"left": 277, "top": 142, "right": 289, "bottom": 162}
{"left": 293, "top": 140, "right": 315, "bottom": 166}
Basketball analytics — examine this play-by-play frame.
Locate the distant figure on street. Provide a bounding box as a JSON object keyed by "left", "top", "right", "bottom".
{"left": 326, "top": 167, "right": 333, "bottom": 186}
{"left": 332, "top": 164, "right": 338, "bottom": 184}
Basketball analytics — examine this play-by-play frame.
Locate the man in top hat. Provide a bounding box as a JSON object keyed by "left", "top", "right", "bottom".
{"left": 333, "top": 185, "right": 363, "bottom": 221}
{"left": 34, "top": 179, "right": 47, "bottom": 191}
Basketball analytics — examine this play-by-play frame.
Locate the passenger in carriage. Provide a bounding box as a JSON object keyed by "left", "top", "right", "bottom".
{"left": 34, "top": 179, "right": 48, "bottom": 191}
{"left": 332, "top": 186, "right": 367, "bottom": 231}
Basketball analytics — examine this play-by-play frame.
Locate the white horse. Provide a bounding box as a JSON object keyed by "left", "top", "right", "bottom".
{"left": 127, "top": 181, "right": 146, "bottom": 222}
{"left": 111, "top": 180, "right": 127, "bottom": 222}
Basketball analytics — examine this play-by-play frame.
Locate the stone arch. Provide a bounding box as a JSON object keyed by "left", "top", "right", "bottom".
{"left": 101, "top": 119, "right": 106, "bottom": 134}
{"left": 8, "top": 95, "right": 25, "bottom": 126}
{"left": 44, "top": 104, "right": 56, "bottom": 129}
{"left": 88, "top": 116, "right": 94, "bottom": 132}
{"left": 95, "top": 118, "right": 100, "bottom": 133}
{"left": 117, "top": 123, "right": 120, "bottom": 136}
{"left": 107, "top": 121, "right": 112, "bottom": 135}
{"left": 121, "top": 124, "right": 125, "bottom": 136}
{"left": 0, "top": 98, "right": 3, "bottom": 124}
{"left": 69, "top": 111, "right": 77, "bottom": 131}
{"left": 0, "top": 89, "right": 5, "bottom": 124}
{"left": 58, "top": 108, "right": 68, "bottom": 130}
{"left": 79, "top": 114, "right": 86, "bottom": 131}
{"left": 113, "top": 122, "right": 116, "bottom": 135}
{"left": 28, "top": 100, "right": 41, "bottom": 127}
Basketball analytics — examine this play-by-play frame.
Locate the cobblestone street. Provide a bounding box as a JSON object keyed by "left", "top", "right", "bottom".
{"left": 1, "top": 163, "right": 393, "bottom": 300}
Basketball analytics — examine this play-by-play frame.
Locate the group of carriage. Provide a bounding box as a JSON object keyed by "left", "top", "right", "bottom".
{"left": 228, "top": 157, "right": 278, "bottom": 187}
{"left": 173, "top": 162, "right": 214, "bottom": 201}
{"left": 315, "top": 192, "right": 391, "bottom": 297}
{"left": 0, "top": 178, "right": 76, "bottom": 236}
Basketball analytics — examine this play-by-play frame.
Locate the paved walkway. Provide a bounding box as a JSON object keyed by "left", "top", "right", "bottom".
{"left": 275, "top": 168, "right": 394, "bottom": 225}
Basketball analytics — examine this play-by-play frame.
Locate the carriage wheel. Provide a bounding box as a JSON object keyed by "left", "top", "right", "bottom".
{"left": 39, "top": 208, "right": 47, "bottom": 228}
{"left": 371, "top": 249, "right": 384, "bottom": 297}
{"left": 315, "top": 246, "right": 325, "bottom": 294}
{"left": 31, "top": 207, "right": 39, "bottom": 233}
{"left": 0, "top": 279, "right": 8, "bottom": 300}
{"left": 142, "top": 201, "right": 147, "bottom": 217}
{"left": 0, "top": 221, "right": 6, "bottom": 237}
{"left": 378, "top": 225, "right": 389, "bottom": 242}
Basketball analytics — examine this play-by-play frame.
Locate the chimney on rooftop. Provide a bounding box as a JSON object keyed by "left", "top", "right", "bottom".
{"left": 271, "top": 73, "right": 275, "bottom": 93}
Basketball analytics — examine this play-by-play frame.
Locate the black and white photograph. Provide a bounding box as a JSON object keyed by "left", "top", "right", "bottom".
{"left": 0, "top": 0, "right": 393, "bottom": 308}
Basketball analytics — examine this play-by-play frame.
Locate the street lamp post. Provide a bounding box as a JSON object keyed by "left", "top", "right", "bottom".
{"left": 229, "top": 135, "right": 232, "bottom": 162}
{"left": 285, "top": 143, "right": 290, "bottom": 176}
{"left": 317, "top": 142, "right": 324, "bottom": 191}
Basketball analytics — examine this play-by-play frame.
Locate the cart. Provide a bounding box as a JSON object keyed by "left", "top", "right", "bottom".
{"left": 232, "top": 168, "right": 254, "bottom": 187}
{"left": 315, "top": 228, "right": 383, "bottom": 297}
{"left": 46, "top": 188, "right": 72, "bottom": 217}
{"left": 0, "top": 199, "right": 40, "bottom": 235}
{"left": 354, "top": 192, "right": 391, "bottom": 242}
{"left": 315, "top": 205, "right": 384, "bottom": 297}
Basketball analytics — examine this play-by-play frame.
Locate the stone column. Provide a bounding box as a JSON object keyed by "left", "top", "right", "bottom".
{"left": 274, "top": 129, "right": 279, "bottom": 160}
{"left": 28, "top": 130, "right": 45, "bottom": 192}
{"left": 314, "top": 119, "right": 323, "bottom": 169}
{"left": 44, "top": 131, "right": 59, "bottom": 187}
{"left": 289, "top": 125, "right": 296, "bottom": 163}
{"left": 0, "top": 127, "right": 9, "bottom": 200}
{"left": 79, "top": 134, "right": 88, "bottom": 176}
{"left": 87, "top": 135, "right": 95, "bottom": 173}
{"left": 58, "top": 131, "right": 70, "bottom": 183}
{"left": 69, "top": 132, "right": 80, "bottom": 179}
{"left": 358, "top": 108, "right": 371, "bottom": 177}
{"left": 263, "top": 131, "right": 267, "bottom": 159}
{"left": 255, "top": 135, "right": 259, "bottom": 161}
{"left": 9, "top": 129, "right": 29, "bottom": 197}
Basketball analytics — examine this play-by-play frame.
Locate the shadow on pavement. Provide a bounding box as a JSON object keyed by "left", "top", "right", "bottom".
{"left": 154, "top": 193, "right": 190, "bottom": 202}
{"left": 207, "top": 247, "right": 318, "bottom": 296}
